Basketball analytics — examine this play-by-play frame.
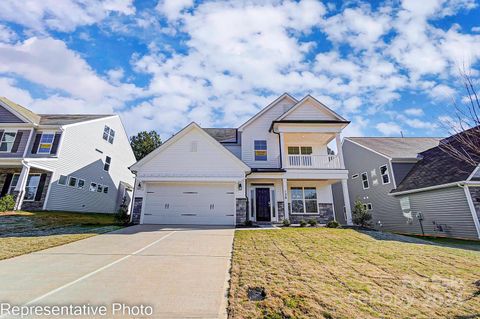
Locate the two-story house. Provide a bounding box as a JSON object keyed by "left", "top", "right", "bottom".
{"left": 129, "top": 93, "right": 353, "bottom": 226}
{"left": 0, "top": 97, "right": 136, "bottom": 213}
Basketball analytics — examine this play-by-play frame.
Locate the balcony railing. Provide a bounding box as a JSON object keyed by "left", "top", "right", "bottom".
{"left": 286, "top": 155, "right": 341, "bottom": 169}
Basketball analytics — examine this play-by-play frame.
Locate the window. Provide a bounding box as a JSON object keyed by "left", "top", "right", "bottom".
{"left": 361, "top": 172, "right": 369, "bottom": 189}
{"left": 68, "top": 176, "right": 77, "bottom": 187}
{"left": 380, "top": 165, "right": 390, "bottom": 184}
{"left": 254, "top": 140, "right": 267, "bottom": 161}
{"left": 37, "top": 133, "right": 55, "bottom": 154}
{"left": 97, "top": 184, "right": 103, "bottom": 192}
{"left": 287, "top": 146, "right": 313, "bottom": 155}
{"left": 58, "top": 175, "right": 67, "bottom": 185}
{"left": 23, "top": 175, "right": 41, "bottom": 201}
{"left": 104, "top": 156, "right": 111, "bottom": 172}
{"left": 78, "top": 179, "right": 85, "bottom": 189}
{"left": 291, "top": 187, "right": 318, "bottom": 214}
{"left": 352, "top": 174, "right": 359, "bottom": 179}
{"left": 90, "top": 182, "right": 97, "bottom": 192}
{"left": 8, "top": 174, "right": 20, "bottom": 194}
{"left": 367, "top": 203, "right": 373, "bottom": 210}
{"left": 103, "top": 125, "right": 115, "bottom": 144}
{"left": 0, "top": 132, "right": 16, "bottom": 152}
{"left": 103, "top": 186, "right": 109, "bottom": 194}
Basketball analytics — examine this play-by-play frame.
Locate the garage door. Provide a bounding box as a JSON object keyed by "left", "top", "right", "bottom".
{"left": 143, "top": 182, "right": 235, "bottom": 225}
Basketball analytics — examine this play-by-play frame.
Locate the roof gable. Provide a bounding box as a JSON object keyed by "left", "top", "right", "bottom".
{"left": 276, "top": 95, "right": 347, "bottom": 122}
{"left": 238, "top": 93, "right": 297, "bottom": 131}
{"left": 131, "top": 122, "right": 250, "bottom": 172}
{"left": 0, "top": 97, "right": 41, "bottom": 125}
{"left": 0, "top": 104, "right": 25, "bottom": 123}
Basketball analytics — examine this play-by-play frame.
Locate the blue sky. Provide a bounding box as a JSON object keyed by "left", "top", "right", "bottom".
{"left": 0, "top": 0, "right": 479, "bottom": 139}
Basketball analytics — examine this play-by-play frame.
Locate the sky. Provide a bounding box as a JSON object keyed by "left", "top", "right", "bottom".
{"left": 0, "top": 0, "right": 479, "bottom": 140}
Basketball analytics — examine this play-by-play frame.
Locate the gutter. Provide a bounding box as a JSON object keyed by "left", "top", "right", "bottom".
{"left": 389, "top": 181, "right": 466, "bottom": 196}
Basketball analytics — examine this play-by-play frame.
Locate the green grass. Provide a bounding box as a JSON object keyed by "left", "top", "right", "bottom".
{"left": 0, "top": 211, "right": 121, "bottom": 260}
{"left": 228, "top": 228, "right": 480, "bottom": 319}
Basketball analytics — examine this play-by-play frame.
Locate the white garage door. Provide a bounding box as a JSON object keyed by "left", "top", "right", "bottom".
{"left": 143, "top": 182, "right": 235, "bottom": 225}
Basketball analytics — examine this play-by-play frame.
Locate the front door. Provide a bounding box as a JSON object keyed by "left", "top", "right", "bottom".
{"left": 255, "top": 188, "right": 271, "bottom": 222}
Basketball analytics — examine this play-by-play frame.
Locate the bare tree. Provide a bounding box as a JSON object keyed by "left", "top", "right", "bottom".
{"left": 439, "top": 70, "right": 480, "bottom": 167}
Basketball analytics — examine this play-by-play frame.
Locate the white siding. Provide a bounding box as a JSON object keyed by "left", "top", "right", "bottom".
{"left": 241, "top": 97, "right": 296, "bottom": 168}
{"left": 30, "top": 116, "right": 136, "bottom": 213}
{"left": 283, "top": 99, "right": 338, "bottom": 121}
{"left": 138, "top": 127, "right": 246, "bottom": 180}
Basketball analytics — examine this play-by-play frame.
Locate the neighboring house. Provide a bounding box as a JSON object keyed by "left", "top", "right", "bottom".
{"left": 0, "top": 97, "right": 136, "bottom": 213}
{"left": 333, "top": 135, "right": 480, "bottom": 240}
{"left": 130, "top": 93, "right": 353, "bottom": 226}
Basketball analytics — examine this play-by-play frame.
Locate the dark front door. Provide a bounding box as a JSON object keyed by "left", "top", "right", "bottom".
{"left": 255, "top": 188, "right": 271, "bottom": 222}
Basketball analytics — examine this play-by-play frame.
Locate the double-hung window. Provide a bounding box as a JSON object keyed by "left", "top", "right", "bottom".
{"left": 0, "top": 132, "right": 16, "bottom": 152}
{"left": 254, "top": 140, "right": 267, "bottom": 161}
{"left": 291, "top": 187, "right": 318, "bottom": 214}
{"left": 380, "top": 165, "right": 390, "bottom": 184}
{"left": 24, "top": 175, "right": 41, "bottom": 201}
{"left": 361, "top": 172, "right": 369, "bottom": 189}
{"left": 103, "top": 126, "right": 115, "bottom": 144}
{"left": 38, "top": 133, "right": 55, "bottom": 154}
{"left": 104, "top": 156, "right": 111, "bottom": 172}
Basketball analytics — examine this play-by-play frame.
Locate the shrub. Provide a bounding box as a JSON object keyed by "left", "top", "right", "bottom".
{"left": 0, "top": 195, "right": 15, "bottom": 212}
{"left": 282, "top": 219, "right": 291, "bottom": 227}
{"left": 114, "top": 200, "right": 130, "bottom": 225}
{"left": 299, "top": 220, "right": 307, "bottom": 227}
{"left": 307, "top": 219, "right": 317, "bottom": 227}
{"left": 326, "top": 220, "right": 340, "bottom": 228}
{"left": 352, "top": 199, "right": 372, "bottom": 227}
{"left": 244, "top": 220, "right": 253, "bottom": 227}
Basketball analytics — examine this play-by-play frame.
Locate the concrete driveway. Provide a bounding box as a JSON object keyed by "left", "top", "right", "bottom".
{"left": 0, "top": 225, "right": 234, "bottom": 318}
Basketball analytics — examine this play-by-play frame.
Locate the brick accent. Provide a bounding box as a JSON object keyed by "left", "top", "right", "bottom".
{"left": 131, "top": 197, "right": 143, "bottom": 224}
{"left": 236, "top": 198, "right": 247, "bottom": 225}
{"left": 289, "top": 203, "right": 334, "bottom": 224}
{"left": 0, "top": 168, "right": 51, "bottom": 211}
{"left": 277, "top": 201, "right": 285, "bottom": 221}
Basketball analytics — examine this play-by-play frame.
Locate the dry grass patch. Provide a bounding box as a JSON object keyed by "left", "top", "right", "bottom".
{"left": 228, "top": 228, "right": 480, "bottom": 319}
{"left": 0, "top": 211, "right": 120, "bottom": 260}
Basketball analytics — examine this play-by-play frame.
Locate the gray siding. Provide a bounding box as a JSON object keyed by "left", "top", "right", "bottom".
{"left": 0, "top": 129, "right": 31, "bottom": 158}
{"left": 223, "top": 144, "right": 241, "bottom": 159}
{"left": 0, "top": 106, "right": 24, "bottom": 123}
{"left": 342, "top": 139, "right": 419, "bottom": 233}
{"left": 398, "top": 187, "right": 479, "bottom": 240}
{"left": 392, "top": 162, "right": 416, "bottom": 185}
{"left": 332, "top": 182, "right": 347, "bottom": 224}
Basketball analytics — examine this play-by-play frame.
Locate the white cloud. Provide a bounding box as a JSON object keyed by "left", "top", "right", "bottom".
{"left": 343, "top": 96, "right": 362, "bottom": 113}
{"left": 429, "top": 84, "right": 455, "bottom": 100}
{"left": 376, "top": 122, "right": 403, "bottom": 136}
{"left": 156, "top": 0, "right": 194, "bottom": 21}
{"left": 0, "top": 0, "right": 135, "bottom": 32}
{"left": 0, "top": 24, "right": 17, "bottom": 43}
{"left": 404, "top": 108, "right": 424, "bottom": 116}
{"left": 472, "top": 26, "right": 480, "bottom": 33}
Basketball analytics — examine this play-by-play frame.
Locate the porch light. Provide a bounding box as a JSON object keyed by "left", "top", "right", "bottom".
{"left": 238, "top": 182, "right": 242, "bottom": 191}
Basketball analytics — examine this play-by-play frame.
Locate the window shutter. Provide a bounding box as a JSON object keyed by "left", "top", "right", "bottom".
{"left": 50, "top": 133, "right": 62, "bottom": 155}
{"left": 31, "top": 134, "right": 42, "bottom": 154}
{"left": 35, "top": 173, "right": 47, "bottom": 201}
{"left": 0, "top": 130, "right": 4, "bottom": 143}
{"left": 10, "top": 132, "right": 23, "bottom": 153}
{"left": 1, "top": 173, "right": 13, "bottom": 197}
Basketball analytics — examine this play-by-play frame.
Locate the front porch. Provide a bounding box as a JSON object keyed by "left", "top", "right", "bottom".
{"left": 0, "top": 165, "right": 52, "bottom": 211}
{"left": 243, "top": 175, "right": 351, "bottom": 225}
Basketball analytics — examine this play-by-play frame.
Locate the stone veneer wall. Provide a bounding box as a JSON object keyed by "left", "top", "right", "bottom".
{"left": 289, "top": 203, "right": 334, "bottom": 224}
{"left": 277, "top": 201, "right": 285, "bottom": 222}
{"left": 0, "top": 168, "right": 51, "bottom": 211}
{"left": 236, "top": 198, "right": 247, "bottom": 225}
{"left": 131, "top": 197, "right": 143, "bottom": 224}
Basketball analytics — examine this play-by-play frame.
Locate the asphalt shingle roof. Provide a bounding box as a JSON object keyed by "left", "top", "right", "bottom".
{"left": 38, "top": 114, "right": 113, "bottom": 125}
{"left": 203, "top": 128, "right": 238, "bottom": 143}
{"left": 347, "top": 137, "right": 441, "bottom": 159}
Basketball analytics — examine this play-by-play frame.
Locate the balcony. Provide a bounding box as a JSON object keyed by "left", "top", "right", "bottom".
{"left": 286, "top": 154, "right": 341, "bottom": 169}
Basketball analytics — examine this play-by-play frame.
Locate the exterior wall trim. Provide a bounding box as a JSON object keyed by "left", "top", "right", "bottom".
{"left": 463, "top": 185, "right": 480, "bottom": 239}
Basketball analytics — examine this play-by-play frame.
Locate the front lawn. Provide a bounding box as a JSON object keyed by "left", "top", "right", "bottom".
{"left": 0, "top": 211, "right": 121, "bottom": 260}
{"left": 229, "top": 228, "right": 480, "bottom": 319}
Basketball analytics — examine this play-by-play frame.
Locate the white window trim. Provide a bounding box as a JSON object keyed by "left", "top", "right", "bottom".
{"left": 361, "top": 172, "right": 369, "bottom": 190}
{"left": 103, "top": 125, "right": 115, "bottom": 144}
{"left": 78, "top": 179, "right": 85, "bottom": 189}
{"left": 0, "top": 130, "right": 18, "bottom": 153}
{"left": 89, "top": 182, "right": 97, "bottom": 192}
{"left": 10, "top": 173, "right": 41, "bottom": 202}
{"left": 253, "top": 140, "right": 268, "bottom": 161}
{"left": 380, "top": 164, "right": 390, "bottom": 185}
{"left": 286, "top": 145, "right": 314, "bottom": 155}
{"left": 68, "top": 176, "right": 78, "bottom": 188}
{"left": 290, "top": 186, "right": 319, "bottom": 215}
{"left": 58, "top": 175, "right": 68, "bottom": 186}
{"left": 104, "top": 156, "right": 111, "bottom": 172}
{"left": 37, "top": 131, "right": 56, "bottom": 154}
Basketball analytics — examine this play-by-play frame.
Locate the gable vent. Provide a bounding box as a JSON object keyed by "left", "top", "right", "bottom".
{"left": 190, "top": 141, "right": 198, "bottom": 152}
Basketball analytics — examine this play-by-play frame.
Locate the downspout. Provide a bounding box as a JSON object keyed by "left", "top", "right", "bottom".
{"left": 245, "top": 170, "right": 253, "bottom": 221}
{"left": 272, "top": 129, "right": 283, "bottom": 168}
{"left": 457, "top": 182, "right": 480, "bottom": 239}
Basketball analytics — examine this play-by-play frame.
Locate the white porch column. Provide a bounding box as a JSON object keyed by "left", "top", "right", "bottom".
{"left": 280, "top": 132, "right": 286, "bottom": 169}
{"left": 282, "top": 178, "right": 289, "bottom": 220}
{"left": 342, "top": 179, "right": 353, "bottom": 225}
{"left": 335, "top": 133, "right": 345, "bottom": 169}
{"left": 14, "top": 163, "right": 30, "bottom": 210}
